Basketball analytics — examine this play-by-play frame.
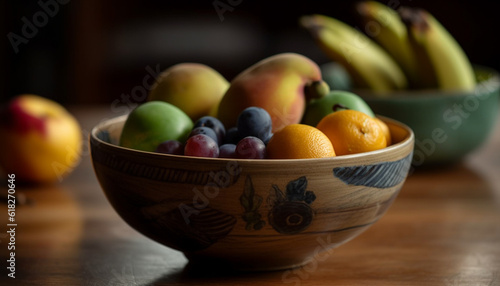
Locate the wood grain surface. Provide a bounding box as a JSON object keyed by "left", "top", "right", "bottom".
{"left": 0, "top": 106, "right": 499, "bottom": 285}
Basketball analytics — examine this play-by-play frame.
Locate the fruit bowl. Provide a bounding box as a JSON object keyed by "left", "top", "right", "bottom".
{"left": 360, "top": 66, "right": 500, "bottom": 166}
{"left": 90, "top": 115, "right": 414, "bottom": 271}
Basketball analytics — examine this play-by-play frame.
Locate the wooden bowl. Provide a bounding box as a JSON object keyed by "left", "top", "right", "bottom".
{"left": 90, "top": 115, "right": 414, "bottom": 271}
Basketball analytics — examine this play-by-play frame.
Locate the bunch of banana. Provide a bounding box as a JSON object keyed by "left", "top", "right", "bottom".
{"left": 355, "top": 1, "right": 419, "bottom": 88}
{"left": 300, "top": 2, "right": 476, "bottom": 93}
{"left": 397, "top": 6, "right": 476, "bottom": 91}
{"left": 300, "top": 14, "right": 408, "bottom": 93}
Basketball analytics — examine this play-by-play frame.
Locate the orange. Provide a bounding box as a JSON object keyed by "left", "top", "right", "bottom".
{"left": 373, "top": 117, "right": 392, "bottom": 146}
{"left": 267, "top": 124, "right": 336, "bottom": 159}
{"left": 385, "top": 121, "right": 408, "bottom": 145}
{"left": 316, "top": 110, "right": 387, "bottom": 156}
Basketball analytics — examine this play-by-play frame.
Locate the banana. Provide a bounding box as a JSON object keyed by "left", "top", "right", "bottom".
{"left": 355, "top": 1, "right": 419, "bottom": 88}
{"left": 300, "top": 14, "right": 408, "bottom": 93}
{"left": 399, "top": 7, "right": 476, "bottom": 91}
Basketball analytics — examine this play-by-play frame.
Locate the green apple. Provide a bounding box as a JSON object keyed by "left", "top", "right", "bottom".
{"left": 119, "top": 101, "right": 193, "bottom": 152}
{"left": 302, "top": 91, "right": 375, "bottom": 126}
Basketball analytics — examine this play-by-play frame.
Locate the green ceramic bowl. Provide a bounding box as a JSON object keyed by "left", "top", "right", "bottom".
{"left": 360, "top": 66, "right": 500, "bottom": 166}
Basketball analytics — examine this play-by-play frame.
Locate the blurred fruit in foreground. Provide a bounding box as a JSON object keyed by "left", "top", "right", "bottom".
{"left": 119, "top": 101, "right": 193, "bottom": 152}
{"left": 217, "top": 53, "right": 330, "bottom": 132}
{"left": 148, "top": 63, "right": 229, "bottom": 121}
{"left": 316, "top": 110, "right": 387, "bottom": 156}
{"left": 267, "top": 124, "right": 335, "bottom": 159}
{"left": 0, "top": 94, "right": 82, "bottom": 183}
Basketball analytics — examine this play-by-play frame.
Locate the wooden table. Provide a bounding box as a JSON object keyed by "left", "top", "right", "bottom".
{"left": 1, "top": 106, "right": 499, "bottom": 285}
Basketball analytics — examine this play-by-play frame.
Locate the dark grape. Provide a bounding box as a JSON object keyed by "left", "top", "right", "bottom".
{"left": 194, "top": 116, "right": 226, "bottom": 145}
{"left": 223, "top": 127, "right": 241, "bottom": 145}
{"left": 184, "top": 134, "right": 219, "bottom": 158}
{"left": 236, "top": 136, "right": 266, "bottom": 159}
{"left": 219, "top": 144, "right": 237, "bottom": 158}
{"left": 155, "top": 140, "right": 184, "bottom": 155}
{"left": 189, "top": 127, "right": 219, "bottom": 145}
{"left": 237, "top": 107, "right": 272, "bottom": 142}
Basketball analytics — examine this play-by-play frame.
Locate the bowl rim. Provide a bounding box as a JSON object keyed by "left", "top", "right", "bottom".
{"left": 90, "top": 114, "right": 415, "bottom": 165}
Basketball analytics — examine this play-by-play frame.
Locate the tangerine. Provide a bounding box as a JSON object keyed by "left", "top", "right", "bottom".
{"left": 267, "top": 124, "right": 336, "bottom": 159}
{"left": 373, "top": 117, "right": 392, "bottom": 146}
{"left": 316, "top": 110, "right": 387, "bottom": 156}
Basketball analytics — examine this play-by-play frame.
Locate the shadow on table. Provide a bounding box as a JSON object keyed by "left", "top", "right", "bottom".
{"left": 147, "top": 259, "right": 288, "bottom": 285}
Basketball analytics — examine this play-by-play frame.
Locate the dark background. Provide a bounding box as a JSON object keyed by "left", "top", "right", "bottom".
{"left": 1, "top": 0, "right": 500, "bottom": 106}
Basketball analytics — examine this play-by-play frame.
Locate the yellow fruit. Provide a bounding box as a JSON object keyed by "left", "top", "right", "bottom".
{"left": 316, "top": 110, "right": 387, "bottom": 156}
{"left": 374, "top": 117, "right": 392, "bottom": 146}
{"left": 267, "top": 124, "right": 336, "bottom": 159}
{"left": 148, "top": 63, "right": 229, "bottom": 121}
{"left": 0, "top": 94, "right": 82, "bottom": 183}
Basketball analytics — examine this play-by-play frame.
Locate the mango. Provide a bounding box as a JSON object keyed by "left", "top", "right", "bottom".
{"left": 216, "top": 53, "right": 329, "bottom": 132}
{"left": 148, "top": 63, "right": 229, "bottom": 122}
